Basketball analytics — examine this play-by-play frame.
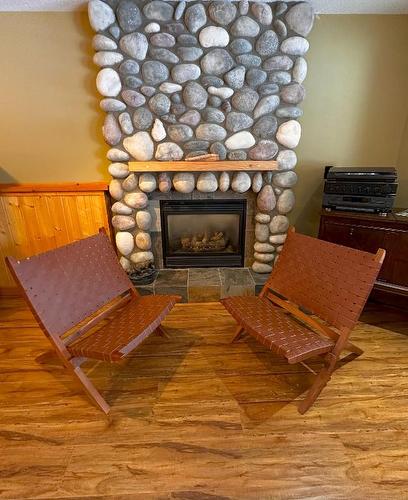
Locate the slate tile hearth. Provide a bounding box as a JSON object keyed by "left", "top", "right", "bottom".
{"left": 249, "top": 268, "right": 269, "bottom": 295}
{"left": 189, "top": 268, "right": 221, "bottom": 302}
{"left": 154, "top": 269, "right": 189, "bottom": 302}
{"left": 220, "top": 268, "right": 255, "bottom": 298}
{"left": 155, "top": 269, "right": 188, "bottom": 287}
{"left": 136, "top": 268, "right": 269, "bottom": 303}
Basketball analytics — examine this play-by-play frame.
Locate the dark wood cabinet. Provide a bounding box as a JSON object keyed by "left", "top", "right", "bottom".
{"left": 318, "top": 210, "right": 408, "bottom": 304}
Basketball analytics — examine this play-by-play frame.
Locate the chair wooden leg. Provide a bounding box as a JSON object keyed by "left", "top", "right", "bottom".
{"left": 231, "top": 326, "right": 245, "bottom": 343}
{"left": 297, "top": 366, "right": 333, "bottom": 415}
{"left": 301, "top": 341, "right": 363, "bottom": 413}
{"left": 156, "top": 325, "right": 171, "bottom": 339}
{"left": 344, "top": 341, "right": 363, "bottom": 356}
{"left": 69, "top": 361, "right": 110, "bottom": 414}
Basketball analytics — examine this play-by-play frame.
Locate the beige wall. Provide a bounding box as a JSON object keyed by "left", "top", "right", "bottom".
{"left": 0, "top": 12, "right": 107, "bottom": 183}
{"left": 0, "top": 12, "right": 407, "bottom": 234}
{"left": 295, "top": 15, "right": 408, "bottom": 234}
{"left": 397, "top": 114, "right": 408, "bottom": 209}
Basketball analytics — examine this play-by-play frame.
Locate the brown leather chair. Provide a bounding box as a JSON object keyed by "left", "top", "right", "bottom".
{"left": 221, "top": 228, "right": 385, "bottom": 414}
{"left": 6, "top": 229, "right": 180, "bottom": 413}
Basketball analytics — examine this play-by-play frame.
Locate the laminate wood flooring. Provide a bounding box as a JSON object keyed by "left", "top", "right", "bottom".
{"left": 0, "top": 298, "right": 407, "bottom": 499}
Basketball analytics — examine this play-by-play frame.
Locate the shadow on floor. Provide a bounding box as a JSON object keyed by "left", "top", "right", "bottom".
{"left": 361, "top": 301, "right": 408, "bottom": 336}
{"left": 203, "top": 321, "right": 315, "bottom": 424}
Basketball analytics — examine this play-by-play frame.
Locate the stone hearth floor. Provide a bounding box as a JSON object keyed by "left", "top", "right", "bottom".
{"left": 135, "top": 268, "right": 268, "bottom": 303}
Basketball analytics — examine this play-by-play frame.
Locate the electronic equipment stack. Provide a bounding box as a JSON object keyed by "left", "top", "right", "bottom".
{"left": 323, "top": 166, "right": 397, "bottom": 214}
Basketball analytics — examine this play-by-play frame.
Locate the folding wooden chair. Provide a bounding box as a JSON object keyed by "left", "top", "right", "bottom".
{"left": 6, "top": 229, "right": 181, "bottom": 414}
{"left": 221, "top": 228, "right": 385, "bottom": 414}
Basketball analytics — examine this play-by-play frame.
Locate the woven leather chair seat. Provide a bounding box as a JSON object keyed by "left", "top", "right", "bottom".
{"left": 7, "top": 230, "right": 181, "bottom": 413}
{"left": 68, "top": 295, "right": 179, "bottom": 362}
{"left": 220, "top": 230, "right": 385, "bottom": 413}
{"left": 221, "top": 296, "right": 334, "bottom": 364}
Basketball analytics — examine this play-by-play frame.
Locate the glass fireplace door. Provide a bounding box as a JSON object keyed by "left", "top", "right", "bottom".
{"left": 160, "top": 200, "right": 246, "bottom": 268}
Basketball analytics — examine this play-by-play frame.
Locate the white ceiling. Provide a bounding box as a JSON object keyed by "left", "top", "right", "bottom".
{"left": 1, "top": 0, "right": 408, "bottom": 14}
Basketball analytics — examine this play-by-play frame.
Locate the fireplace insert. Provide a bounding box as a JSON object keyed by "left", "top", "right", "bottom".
{"left": 160, "top": 199, "right": 246, "bottom": 268}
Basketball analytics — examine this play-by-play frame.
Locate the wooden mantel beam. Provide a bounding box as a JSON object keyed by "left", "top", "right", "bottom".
{"left": 129, "top": 161, "right": 278, "bottom": 172}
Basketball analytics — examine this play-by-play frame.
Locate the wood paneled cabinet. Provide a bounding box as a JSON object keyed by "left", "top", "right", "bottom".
{"left": 318, "top": 210, "right": 408, "bottom": 299}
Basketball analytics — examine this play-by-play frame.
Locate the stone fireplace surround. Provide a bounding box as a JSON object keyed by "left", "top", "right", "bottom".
{"left": 88, "top": 0, "right": 315, "bottom": 273}
{"left": 110, "top": 163, "right": 294, "bottom": 273}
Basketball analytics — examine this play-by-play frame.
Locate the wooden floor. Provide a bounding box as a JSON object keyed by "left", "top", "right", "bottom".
{"left": 1, "top": 298, "right": 408, "bottom": 499}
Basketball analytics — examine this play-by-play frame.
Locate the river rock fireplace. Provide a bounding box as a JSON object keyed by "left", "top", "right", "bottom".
{"left": 161, "top": 199, "right": 246, "bottom": 267}
{"left": 88, "top": 0, "right": 315, "bottom": 274}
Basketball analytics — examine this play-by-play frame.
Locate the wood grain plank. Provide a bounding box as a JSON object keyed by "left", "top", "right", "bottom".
{"left": 0, "top": 300, "right": 407, "bottom": 498}
{"left": 0, "top": 182, "right": 108, "bottom": 193}
{"left": 0, "top": 187, "right": 111, "bottom": 289}
{"left": 129, "top": 160, "right": 278, "bottom": 172}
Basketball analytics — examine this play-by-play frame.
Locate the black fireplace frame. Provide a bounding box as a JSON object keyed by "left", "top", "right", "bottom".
{"left": 160, "top": 199, "right": 247, "bottom": 268}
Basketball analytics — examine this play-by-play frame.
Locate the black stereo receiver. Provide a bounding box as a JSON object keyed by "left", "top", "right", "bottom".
{"left": 323, "top": 166, "right": 398, "bottom": 214}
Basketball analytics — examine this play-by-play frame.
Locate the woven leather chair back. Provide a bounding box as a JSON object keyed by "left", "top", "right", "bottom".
{"left": 267, "top": 230, "right": 383, "bottom": 331}
{"left": 7, "top": 232, "right": 132, "bottom": 337}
